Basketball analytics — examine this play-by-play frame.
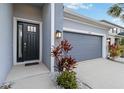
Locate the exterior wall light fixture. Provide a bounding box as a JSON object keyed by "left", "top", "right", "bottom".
{"left": 107, "top": 38, "right": 110, "bottom": 42}
{"left": 56, "top": 30, "right": 62, "bottom": 38}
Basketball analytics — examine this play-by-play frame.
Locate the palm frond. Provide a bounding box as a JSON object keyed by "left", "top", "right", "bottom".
{"left": 107, "top": 4, "right": 122, "bottom": 17}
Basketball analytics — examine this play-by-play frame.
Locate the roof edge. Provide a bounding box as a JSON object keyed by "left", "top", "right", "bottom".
{"left": 101, "top": 20, "right": 124, "bottom": 29}
{"left": 64, "top": 8, "right": 112, "bottom": 29}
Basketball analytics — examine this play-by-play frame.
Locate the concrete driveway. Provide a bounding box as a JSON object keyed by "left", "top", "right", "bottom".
{"left": 75, "top": 58, "right": 124, "bottom": 89}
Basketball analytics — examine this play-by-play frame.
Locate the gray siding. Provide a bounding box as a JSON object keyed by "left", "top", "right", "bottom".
{"left": 0, "top": 4, "right": 13, "bottom": 85}
{"left": 42, "top": 4, "right": 51, "bottom": 69}
{"left": 13, "top": 4, "right": 42, "bottom": 21}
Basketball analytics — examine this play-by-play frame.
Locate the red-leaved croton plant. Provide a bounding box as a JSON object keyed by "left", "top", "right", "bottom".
{"left": 52, "top": 40, "right": 77, "bottom": 72}
{"left": 109, "top": 44, "right": 121, "bottom": 59}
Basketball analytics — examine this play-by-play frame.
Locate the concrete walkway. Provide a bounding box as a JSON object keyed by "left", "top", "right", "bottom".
{"left": 6, "top": 63, "right": 56, "bottom": 89}
{"left": 11, "top": 73, "right": 56, "bottom": 89}
{"left": 75, "top": 58, "right": 124, "bottom": 89}
{"left": 6, "top": 63, "right": 49, "bottom": 82}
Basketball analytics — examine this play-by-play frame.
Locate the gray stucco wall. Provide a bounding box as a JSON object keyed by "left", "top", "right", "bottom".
{"left": 42, "top": 4, "right": 63, "bottom": 70}
{"left": 42, "top": 4, "right": 51, "bottom": 69}
{"left": 55, "top": 3, "right": 64, "bottom": 45}
{"left": 0, "top": 4, "right": 13, "bottom": 85}
{"left": 55, "top": 4, "right": 63, "bottom": 33}
{"left": 13, "top": 4, "right": 42, "bottom": 21}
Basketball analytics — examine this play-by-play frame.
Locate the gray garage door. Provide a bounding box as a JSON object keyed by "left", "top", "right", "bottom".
{"left": 63, "top": 31, "right": 102, "bottom": 62}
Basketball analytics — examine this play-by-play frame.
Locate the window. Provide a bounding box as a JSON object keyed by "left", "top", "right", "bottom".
{"left": 27, "top": 26, "right": 36, "bottom": 32}
{"left": 18, "top": 24, "right": 23, "bottom": 58}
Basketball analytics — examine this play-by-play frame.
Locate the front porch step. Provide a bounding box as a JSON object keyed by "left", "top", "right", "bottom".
{"left": 10, "top": 73, "right": 56, "bottom": 89}
{"left": 6, "top": 63, "right": 49, "bottom": 82}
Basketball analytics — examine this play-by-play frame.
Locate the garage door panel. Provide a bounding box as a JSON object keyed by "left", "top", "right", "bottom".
{"left": 63, "top": 31, "right": 102, "bottom": 62}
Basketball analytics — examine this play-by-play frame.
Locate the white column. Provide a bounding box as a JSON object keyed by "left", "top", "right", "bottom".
{"left": 50, "top": 3, "right": 55, "bottom": 72}
{"left": 102, "top": 35, "right": 107, "bottom": 58}
{"left": 0, "top": 4, "right": 13, "bottom": 85}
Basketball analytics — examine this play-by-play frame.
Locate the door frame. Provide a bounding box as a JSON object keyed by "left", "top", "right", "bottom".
{"left": 13, "top": 17, "right": 42, "bottom": 65}
{"left": 63, "top": 27, "right": 107, "bottom": 59}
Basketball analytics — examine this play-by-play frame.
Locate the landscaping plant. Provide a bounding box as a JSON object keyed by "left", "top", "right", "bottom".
{"left": 109, "top": 44, "right": 122, "bottom": 59}
{"left": 0, "top": 83, "right": 12, "bottom": 89}
{"left": 56, "top": 70, "right": 78, "bottom": 89}
{"left": 120, "top": 38, "right": 124, "bottom": 45}
{"left": 52, "top": 40, "right": 78, "bottom": 89}
{"left": 119, "top": 45, "right": 124, "bottom": 57}
{"left": 52, "top": 40, "right": 77, "bottom": 72}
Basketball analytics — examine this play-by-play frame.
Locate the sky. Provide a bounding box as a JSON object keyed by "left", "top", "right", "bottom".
{"left": 64, "top": 3, "right": 124, "bottom": 27}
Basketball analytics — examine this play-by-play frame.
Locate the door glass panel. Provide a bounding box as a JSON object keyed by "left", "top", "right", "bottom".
{"left": 28, "top": 26, "right": 31, "bottom": 32}
{"left": 18, "top": 24, "right": 23, "bottom": 58}
{"left": 33, "top": 26, "right": 36, "bottom": 32}
{"left": 31, "top": 26, "right": 34, "bottom": 32}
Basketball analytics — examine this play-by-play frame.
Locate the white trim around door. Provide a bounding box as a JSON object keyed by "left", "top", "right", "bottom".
{"left": 63, "top": 27, "right": 107, "bottom": 59}
{"left": 13, "top": 17, "right": 42, "bottom": 65}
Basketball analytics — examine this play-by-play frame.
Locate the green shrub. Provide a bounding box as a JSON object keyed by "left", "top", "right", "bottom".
{"left": 120, "top": 38, "right": 124, "bottom": 45}
{"left": 56, "top": 71, "right": 78, "bottom": 89}
{"left": 119, "top": 45, "right": 124, "bottom": 57}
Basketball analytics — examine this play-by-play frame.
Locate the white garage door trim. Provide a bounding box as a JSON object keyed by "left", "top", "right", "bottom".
{"left": 63, "top": 27, "right": 107, "bottom": 58}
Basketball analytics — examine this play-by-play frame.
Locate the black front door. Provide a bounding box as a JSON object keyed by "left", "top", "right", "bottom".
{"left": 17, "top": 21, "right": 39, "bottom": 62}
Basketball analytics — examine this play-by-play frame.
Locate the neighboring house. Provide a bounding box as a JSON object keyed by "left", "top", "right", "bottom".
{"left": 0, "top": 3, "right": 118, "bottom": 86}
{"left": 101, "top": 20, "right": 124, "bottom": 45}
